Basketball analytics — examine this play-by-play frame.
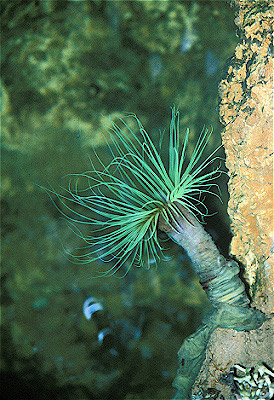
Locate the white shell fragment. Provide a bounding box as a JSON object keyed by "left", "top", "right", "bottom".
{"left": 233, "top": 363, "right": 274, "bottom": 400}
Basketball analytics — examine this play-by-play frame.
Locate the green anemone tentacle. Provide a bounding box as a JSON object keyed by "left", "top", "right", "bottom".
{"left": 46, "top": 108, "right": 222, "bottom": 276}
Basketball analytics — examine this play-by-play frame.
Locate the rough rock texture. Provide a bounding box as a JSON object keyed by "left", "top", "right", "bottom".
{"left": 193, "top": 1, "right": 273, "bottom": 398}
{"left": 219, "top": 0, "right": 273, "bottom": 314}
{"left": 193, "top": 316, "right": 273, "bottom": 399}
{"left": 219, "top": 1, "right": 273, "bottom": 311}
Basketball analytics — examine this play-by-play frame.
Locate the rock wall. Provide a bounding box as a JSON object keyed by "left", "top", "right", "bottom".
{"left": 193, "top": 1, "right": 273, "bottom": 398}
{"left": 219, "top": 0, "right": 273, "bottom": 313}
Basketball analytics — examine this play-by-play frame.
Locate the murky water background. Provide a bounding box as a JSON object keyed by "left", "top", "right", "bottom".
{"left": 1, "top": 1, "right": 237, "bottom": 399}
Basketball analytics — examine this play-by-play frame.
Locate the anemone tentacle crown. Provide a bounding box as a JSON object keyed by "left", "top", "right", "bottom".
{"left": 50, "top": 108, "right": 221, "bottom": 276}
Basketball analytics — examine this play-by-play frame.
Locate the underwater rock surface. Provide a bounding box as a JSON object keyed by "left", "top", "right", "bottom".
{"left": 191, "top": 1, "right": 273, "bottom": 398}
{"left": 219, "top": 0, "right": 273, "bottom": 314}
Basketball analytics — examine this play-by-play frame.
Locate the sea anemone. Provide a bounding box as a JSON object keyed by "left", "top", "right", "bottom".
{"left": 49, "top": 108, "right": 222, "bottom": 277}
{"left": 44, "top": 108, "right": 266, "bottom": 398}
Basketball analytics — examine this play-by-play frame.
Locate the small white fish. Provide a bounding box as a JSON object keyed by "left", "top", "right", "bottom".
{"left": 180, "top": 27, "right": 198, "bottom": 53}
{"left": 97, "top": 328, "right": 112, "bottom": 344}
{"left": 83, "top": 297, "right": 103, "bottom": 321}
{"left": 149, "top": 53, "right": 163, "bottom": 81}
